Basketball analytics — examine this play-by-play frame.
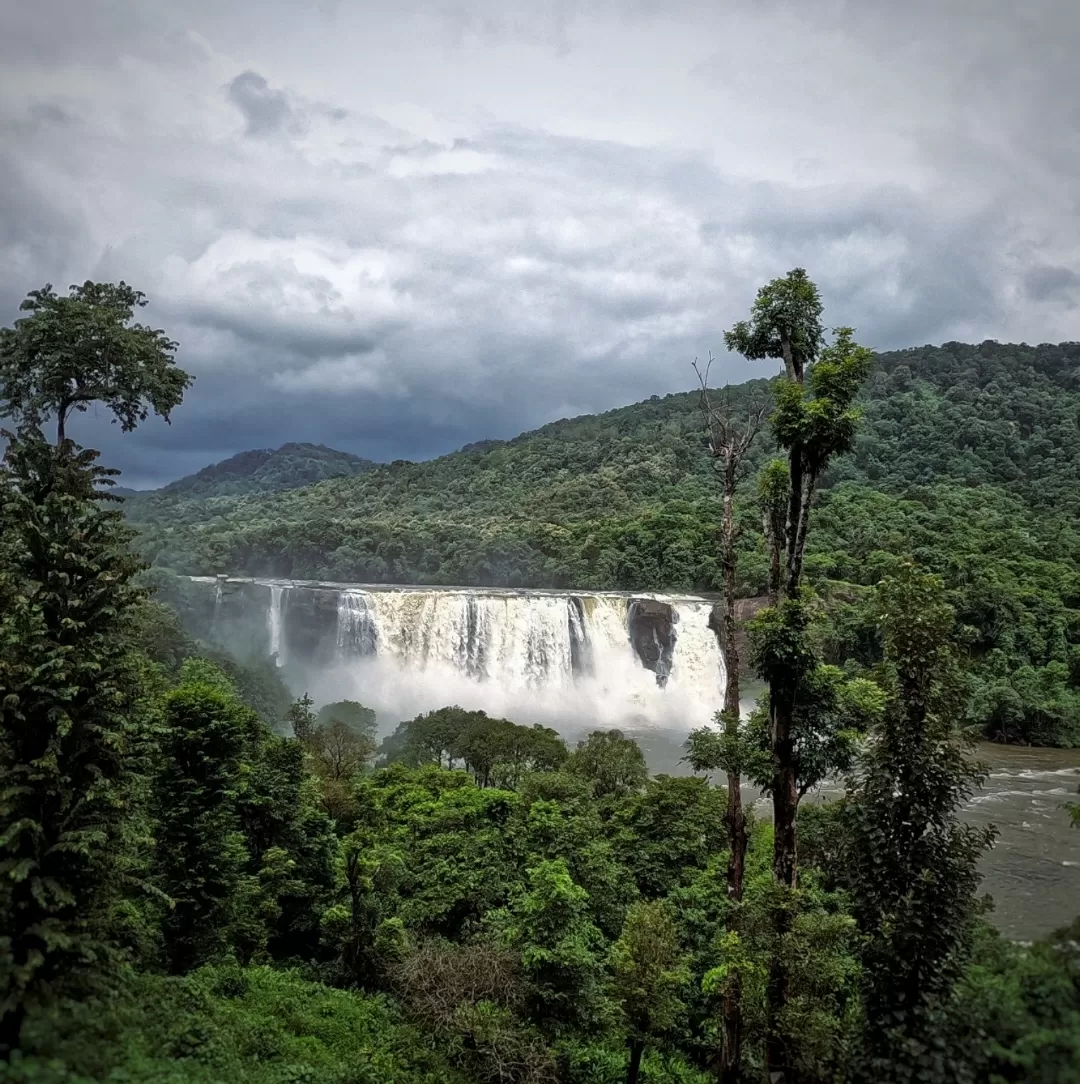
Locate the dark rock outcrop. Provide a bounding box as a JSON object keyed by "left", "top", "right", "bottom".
{"left": 709, "top": 596, "right": 770, "bottom": 678}
{"left": 281, "top": 588, "right": 341, "bottom": 667}
{"left": 627, "top": 599, "right": 678, "bottom": 688}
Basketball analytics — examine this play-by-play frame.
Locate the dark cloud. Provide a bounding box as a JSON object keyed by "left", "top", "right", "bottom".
{"left": 227, "top": 71, "right": 293, "bottom": 136}
{"left": 2, "top": 0, "right": 1078, "bottom": 487}
{"left": 1024, "top": 264, "right": 1079, "bottom": 305}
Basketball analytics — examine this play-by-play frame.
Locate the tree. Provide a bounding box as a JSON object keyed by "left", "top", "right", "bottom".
{"left": 317, "top": 699, "right": 378, "bottom": 742}
{"left": 0, "top": 434, "right": 151, "bottom": 1056}
{"left": 310, "top": 718, "right": 376, "bottom": 783}
{"left": 688, "top": 355, "right": 765, "bottom": 1082}
{"left": 842, "top": 565, "right": 996, "bottom": 1083}
{"left": 613, "top": 776, "right": 728, "bottom": 900}
{"left": 0, "top": 281, "right": 191, "bottom": 443}
{"left": 610, "top": 900, "right": 690, "bottom": 1084}
{"left": 725, "top": 270, "right": 872, "bottom": 1083}
{"left": 234, "top": 728, "right": 337, "bottom": 962}
{"left": 390, "top": 939, "right": 557, "bottom": 1084}
{"left": 377, "top": 706, "right": 484, "bottom": 770}
{"left": 724, "top": 269, "right": 824, "bottom": 598}
{"left": 152, "top": 678, "right": 251, "bottom": 974}
{"left": 490, "top": 724, "right": 568, "bottom": 790}
{"left": 154, "top": 663, "right": 336, "bottom": 967}
{"left": 567, "top": 730, "right": 648, "bottom": 800}
{"left": 286, "top": 692, "right": 317, "bottom": 742}
{"left": 757, "top": 460, "right": 788, "bottom": 606}
{"left": 304, "top": 717, "right": 377, "bottom": 825}
{"left": 503, "top": 859, "right": 608, "bottom": 1036}
{"left": 454, "top": 714, "right": 516, "bottom": 787}
{"left": 740, "top": 666, "right": 883, "bottom": 807}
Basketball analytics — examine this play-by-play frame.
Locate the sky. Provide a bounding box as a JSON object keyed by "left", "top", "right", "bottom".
{"left": 2, "top": 0, "right": 1078, "bottom": 487}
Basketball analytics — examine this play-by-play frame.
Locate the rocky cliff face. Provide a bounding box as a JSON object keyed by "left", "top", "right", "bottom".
{"left": 708, "top": 596, "right": 770, "bottom": 677}
{"left": 627, "top": 598, "right": 678, "bottom": 687}
{"left": 277, "top": 587, "right": 342, "bottom": 667}
{"left": 207, "top": 577, "right": 273, "bottom": 658}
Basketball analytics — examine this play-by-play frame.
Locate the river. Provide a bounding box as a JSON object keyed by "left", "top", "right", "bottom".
{"left": 621, "top": 728, "right": 1080, "bottom": 941}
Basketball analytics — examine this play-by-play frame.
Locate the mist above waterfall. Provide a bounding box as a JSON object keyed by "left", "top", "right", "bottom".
{"left": 198, "top": 577, "right": 727, "bottom": 734}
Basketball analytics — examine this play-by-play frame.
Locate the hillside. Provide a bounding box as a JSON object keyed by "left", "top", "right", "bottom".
{"left": 129, "top": 341, "right": 1079, "bottom": 577}
{"left": 125, "top": 441, "right": 377, "bottom": 503}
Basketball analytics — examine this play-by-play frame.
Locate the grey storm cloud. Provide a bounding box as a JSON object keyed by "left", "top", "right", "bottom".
{"left": 1, "top": 0, "right": 1079, "bottom": 487}
{"left": 227, "top": 71, "right": 293, "bottom": 136}
{"left": 1024, "top": 265, "right": 1080, "bottom": 305}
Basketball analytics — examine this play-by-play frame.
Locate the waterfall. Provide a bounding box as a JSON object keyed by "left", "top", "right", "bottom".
{"left": 567, "top": 597, "right": 592, "bottom": 676}
{"left": 210, "top": 578, "right": 727, "bottom": 731}
{"left": 337, "top": 592, "right": 378, "bottom": 658}
{"left": 361, "top": 591, "right": 577, "bottom": 689}
{"left": 267, "top": 586, "right": 286, "bottom": 667}
{"left": 668, "top": 600, "right": 726, "bottom": 691}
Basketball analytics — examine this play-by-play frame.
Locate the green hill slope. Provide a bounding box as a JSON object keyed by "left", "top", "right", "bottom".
{"left": 126, "top": 441, "right": 377, "bottom": 504}
{"left": 130, "top": 340, "right": 1079, "bottom": 581}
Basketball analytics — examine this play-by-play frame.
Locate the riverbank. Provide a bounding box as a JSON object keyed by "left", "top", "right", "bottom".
{"left": 624, "top": 728, "right": 1080, "bottom": 941}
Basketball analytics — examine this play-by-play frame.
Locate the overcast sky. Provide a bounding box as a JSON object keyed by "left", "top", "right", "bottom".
{"left": 2, "top": 0, "right": 1078, "bottom": 487}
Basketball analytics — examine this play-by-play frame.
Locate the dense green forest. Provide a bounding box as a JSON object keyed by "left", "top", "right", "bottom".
{"left": 126, "top": 340, "right": 1080, "bottom": 586}
{"left": 2, "top": 278, "right": 1079, "bottom": 1084}
{"left": 128, "top": 341, "right": 1080, "bottom": 746}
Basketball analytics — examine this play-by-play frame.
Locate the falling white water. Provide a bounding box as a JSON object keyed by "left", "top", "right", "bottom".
{"left": 189, "top": 576, "right": 728, "bottom": 731}
{"left": 267, "top": 586, "right": 286, "bottom": 667}
{"left": 666, "top": 600, "right": 724, "bottom": 690}
{"left": 337, "top": 592, "right": 378, "bottom": 657}
{"left": 324, "top": 585, "right": 726, "bottom": 731}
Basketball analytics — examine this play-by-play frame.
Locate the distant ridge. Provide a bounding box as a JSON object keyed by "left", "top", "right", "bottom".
{"left": 134, "top": 442, "right": 377, "bottom": 501}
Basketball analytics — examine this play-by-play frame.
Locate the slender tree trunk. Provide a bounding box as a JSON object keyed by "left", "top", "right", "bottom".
{"left": 766, "top": 338, "right": 804, "bottom": 1084}
{"left": 789, "top": 475, "right": 816, "bottom": 593}
{"left": 783, "top": 443, "right": 804, "bottom": 600}
{"left": 0, "top": 1004, "right": 25, "bottom": 1061}
{"left": 764, "top": 509, "right": 782, "bottom": 607}
{"left": 765, "top": 684, "right": 800, "bottom": 1084}
{"left": 780, "top": 340, "right": 795, "bottom": 381}
{"left": 773, "top": 432, "right": 805, "bottom": 887}
{"left": 721, "top": 973, "right": 744, "bottom": 1084}
{"left": 626, "top": 1037, "right": 645, "bottom": 1084}
{"left": 720, "top": 459, "right": 746, "bottom": 1084}
{"left": 691, "top": 357, "right": 764, "bottom": 1084}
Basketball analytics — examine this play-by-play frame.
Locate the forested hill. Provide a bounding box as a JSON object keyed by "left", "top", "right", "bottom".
{"left": 129, "top": 340, "right": 1079, "bottom": 584}
{"left": 126, "top": 441, "right": 377, "bottom": 502}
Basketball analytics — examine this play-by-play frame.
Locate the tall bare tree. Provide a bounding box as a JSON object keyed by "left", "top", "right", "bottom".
{"left": 725, "top": 269, "right": 872, "bottom": 1084}
{"left": 690, "top": 354, "right": 764, "bottom": 1083}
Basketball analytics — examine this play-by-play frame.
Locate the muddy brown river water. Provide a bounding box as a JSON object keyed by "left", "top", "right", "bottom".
{"left": 626, "top": 730, "right": 1080, "bottom": 942}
